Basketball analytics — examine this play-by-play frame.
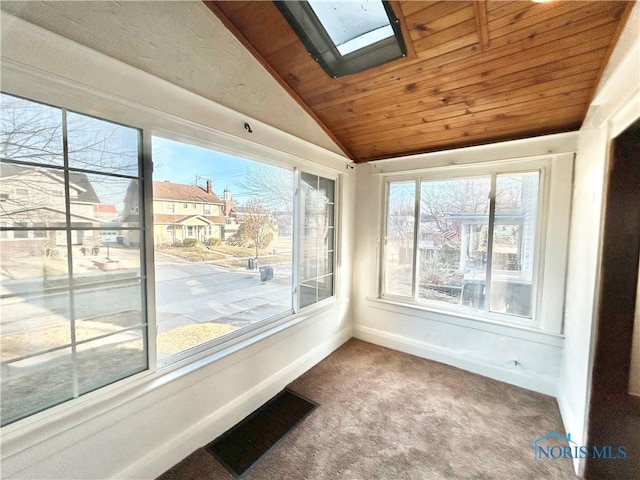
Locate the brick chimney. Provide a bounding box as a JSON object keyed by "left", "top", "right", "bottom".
{"left": 206, "top": 179, "right": 212, "bottom": 194}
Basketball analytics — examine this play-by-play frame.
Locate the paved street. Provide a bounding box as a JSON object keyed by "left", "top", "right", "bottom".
{"left": 2, "top": 261, "right": 291, "bottom": 329}
{"left": 155, "top": 261, "right": 291, "bottom": 332}
{"left": 1, "top": 258, "right": 292, "bottom": 361}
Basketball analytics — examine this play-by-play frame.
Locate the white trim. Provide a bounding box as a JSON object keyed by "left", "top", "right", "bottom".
{"left": 353, "top": 324, "right": 557, "bottom": 396}
{"left": 364, "top": 297, "right": 564, "bottom": 346}
{"left": 368, "top": 132, "right": 578, "bottom": 175}
{"left": 115, "top": 324, "right": 352, "bottom": 480}
{"left": 556, "top": 384, "right": 584, "bottom": 475}
{"left": 610, "top": 88, "right": 640, "bottom": 139}
{"left": 377, "top": 152, "right": 573, "bottom": 335}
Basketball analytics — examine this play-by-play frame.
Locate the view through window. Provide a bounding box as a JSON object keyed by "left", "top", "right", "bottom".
{"left": 151, "top": 137, "right": 295, "bottom": 361}
{"left": 0, "top": 92, "right": 337, "bottom": 427}
{"left": 383, "top": 171, "right": 540, "bottom": 319}
{"left": 0, "top": 93, "right": 147, "bottom": 426}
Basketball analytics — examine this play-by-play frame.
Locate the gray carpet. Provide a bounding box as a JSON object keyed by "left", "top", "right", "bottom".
{"left": 158, "top": 339, "right": 577, "bottom": 479}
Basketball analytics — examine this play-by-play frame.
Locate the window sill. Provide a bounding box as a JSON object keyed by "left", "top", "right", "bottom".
{"left": 364, "top": 296, "right": 564, "bottom": 347}
{"left": 1, "top": 298, "right": 342, "bottom": 459}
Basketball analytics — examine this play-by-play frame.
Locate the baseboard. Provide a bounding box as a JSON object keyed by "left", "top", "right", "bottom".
{"left": 353, "top": 324, "right": 557, "bottom": 397}
{"left": 556, "top": 384, "right": 586, "bottom": 476}
{"left": 116, "top": 325, "right": 352, "bottom": 480}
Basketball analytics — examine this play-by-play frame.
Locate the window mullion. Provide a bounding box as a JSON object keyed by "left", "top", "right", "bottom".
{"left": 142, "top": 130, "right": 156, "bottom": 371}
{"left": 411, "top": 179, "right": 421, "bottom": 302}
{"left": 292, "top": 168, "right": 300, "bottom": 312}
{"left": 485, "top": 174, "right": 497, "bottom": 314}
{"left": 61, "top": 108, "right": 79, "bottom": 399}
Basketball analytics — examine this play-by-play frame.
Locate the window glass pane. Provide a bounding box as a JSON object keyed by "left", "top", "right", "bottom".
{"left": 76, "top": 330, "right": 146, "bottom": 395}
{"left": 152, "top": 137, "right": 293, "bottom": 362}
{"left": 67, "top": 111, "right": 139, "bottom": 176}
{"left": 300, "top": 280, "right": 318, "bottom": 308}
{"left": 317, "top": 274, "right": 334, "bottom": 303}
{"left": 0, "top": 93, "right": 63, "bottom": 166}
{"left": 299, "top": 173, "right": 335, "bottom": 308}
{"left": 1, "top": 348, "right": 74, "bottom": 426}
{"left": 308, "top": 0, "right": 393, "bottom": 55}
{"left": 0, "top": 229, "right": 74, "bottom": 425}
{"left": 0, "top": 95, "right": 145, "bottom": 426}
{"left": 418, "top": 177, "right": 491, "bottom": 307}
{"left": 383, "top": 181, "right": 415, "bottom": 297}
{"left": 489, "top": 172, "right": 539, "bottom": 317}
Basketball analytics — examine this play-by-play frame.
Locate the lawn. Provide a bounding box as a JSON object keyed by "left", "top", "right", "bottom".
{"left": 156, "top": 244, "right": 291, "bottom": 270}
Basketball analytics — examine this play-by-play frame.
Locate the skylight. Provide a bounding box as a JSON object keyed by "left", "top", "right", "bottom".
{"left": 308, "top": 1, "right": 395, "bottom": 56}
{"left": 275, "top": 0, "right": 406, "bottom": 78}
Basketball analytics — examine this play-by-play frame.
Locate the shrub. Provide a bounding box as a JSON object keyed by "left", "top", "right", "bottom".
{"left": 206, "top": 237, "right": 221, "bottom": 247}
{"left": 182, "top": 238, "right": 199, "bottom": 247}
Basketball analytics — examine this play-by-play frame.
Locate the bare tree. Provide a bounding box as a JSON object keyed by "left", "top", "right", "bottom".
{"left": 1, "top": 92, "right": 139, "bottom": 263}
{"left": 233, "top": 199, "right": 275, "bottom": 259}
{"left": 386, "top": 183, "right": 415, "bottom": 265}
{"left": 238, "top": 163, "right": 293, "bottom": 213}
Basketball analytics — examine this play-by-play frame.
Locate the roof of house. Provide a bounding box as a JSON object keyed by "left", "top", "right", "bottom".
{"left": 0, "top": 162, "right": 101, "bottom": 203}
{"left": 94, "top": 204, "right": 118, "bottom": 214}
{"left": 153, "top": 214, "right": 225, "bottom": 225}
{"left": 153, "top": 181, "right": 223, "bottom": 204}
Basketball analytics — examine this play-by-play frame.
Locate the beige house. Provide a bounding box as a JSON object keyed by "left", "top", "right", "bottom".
{"left": 0, "top": 163, "right": 102, "bottom": 251}
{"left": 152, "top": 180, "right": 225, "bottom": 246}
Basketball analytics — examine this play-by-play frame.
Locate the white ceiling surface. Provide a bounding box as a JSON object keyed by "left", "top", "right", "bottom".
{"left": 0, "top": 0, "right": 343, "bottom": 156}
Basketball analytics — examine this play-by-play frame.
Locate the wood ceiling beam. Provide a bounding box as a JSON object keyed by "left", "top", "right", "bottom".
{"left": 473, "top": 0, "right": 490, "bottom": 52}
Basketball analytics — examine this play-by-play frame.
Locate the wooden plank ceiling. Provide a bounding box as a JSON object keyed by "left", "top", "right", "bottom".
{"left": 207, "top": 1, "right": 632, "bottom": 162}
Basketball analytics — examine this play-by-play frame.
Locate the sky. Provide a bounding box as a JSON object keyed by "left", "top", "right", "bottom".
{"left": 151, "top": 136, "right": 253, "bottom": 202}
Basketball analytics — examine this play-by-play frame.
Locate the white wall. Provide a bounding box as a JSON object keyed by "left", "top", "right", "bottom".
{"left": 557, "top": 2, "right": 640, "bottom": 475}
{"left": 352, "top": 134, "right": 576, "bottom": 397}
{"left": 0, "top": 0, "right": 344, "bottom": 156}
{"left": 0, "top": 10, "right": 355, "bottom": 480}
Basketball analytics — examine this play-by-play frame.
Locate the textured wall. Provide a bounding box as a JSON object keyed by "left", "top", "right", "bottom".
{"left": 0, "top": 0, "right": 342, "bottom": 156}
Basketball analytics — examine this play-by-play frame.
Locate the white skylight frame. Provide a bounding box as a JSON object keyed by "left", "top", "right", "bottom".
{"left": 275, "top": 0, "right": 407, "bottom": 78}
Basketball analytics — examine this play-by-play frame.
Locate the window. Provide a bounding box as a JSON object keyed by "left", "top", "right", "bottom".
{"left": 382, "top": 168, "right": 542, "bottom": 321}
{"left": 275, "top": 0, "right": 406, "bottom": 78}
{"left": 299, "top": 173, "right": 336, "bottom": 307}
{"left": 0, "top": 92, "right": 339, "bottom": 427}
{"left": 0, "top": 92, "right": 146, "bottom": 426}
{"left": 151, "top": 137, "right": 336, "bottom": 363}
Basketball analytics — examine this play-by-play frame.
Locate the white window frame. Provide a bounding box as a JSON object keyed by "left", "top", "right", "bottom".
{"left": 0, "top": 95, "right": 343, "bottom": 430}
{"left": 379, "top": 155, "right": 572, "bottom": 334}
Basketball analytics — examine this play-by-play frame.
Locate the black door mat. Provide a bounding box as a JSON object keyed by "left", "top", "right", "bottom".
{"left": 205, "top": 388, "right": 318, "bottom": 479}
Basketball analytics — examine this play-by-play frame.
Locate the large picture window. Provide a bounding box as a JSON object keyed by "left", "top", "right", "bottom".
{"left": 383, "top": 169, "right": 541, "bottom": 321}
{"left": 0, "top": 94, "right": 338, "bottom": 427}
{"left": 0, "top": 93, "right": 147, "bottom": 426}
{"left": 151, "top": 137, "right": 336, "bottom": 362}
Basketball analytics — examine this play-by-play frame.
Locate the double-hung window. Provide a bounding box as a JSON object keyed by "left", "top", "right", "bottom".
{"left": 0, "top": 92, "right": 338, "bottom": 426}
{"left": 381, "top": 158, "right": 571, "bottom": 329}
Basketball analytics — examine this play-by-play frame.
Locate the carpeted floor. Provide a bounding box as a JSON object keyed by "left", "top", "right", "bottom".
{"left": 158, "top": 339, "right": 577, "bottom": 480}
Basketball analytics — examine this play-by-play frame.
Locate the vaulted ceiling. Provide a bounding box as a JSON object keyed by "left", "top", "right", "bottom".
{"left": 207, "top": 1, "right": 633, "bottom": 162}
